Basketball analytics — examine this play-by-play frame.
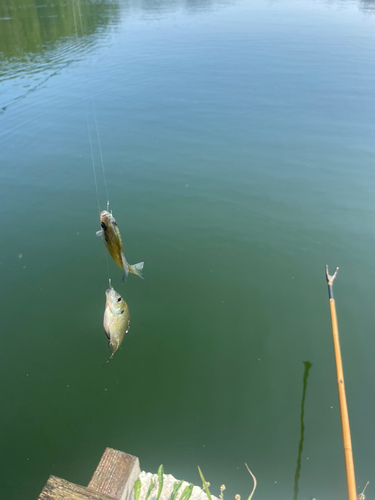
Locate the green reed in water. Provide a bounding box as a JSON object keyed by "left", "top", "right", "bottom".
{"left": 198, "top": 465, "right": 257, "bottom": 500}
{"left": 133, "top": 464, "right": 256, "bottom": 500}
{"left": 179, "top": 483, "right": 194, "bottom": 500}
{"left": 170, "top": 481, "right": 183, "bottom": 500}
{"left": 145, "top": 479, "right": 154, "bottom": 500}
{"left": 156, "top": 464, "right": 164, "bottom": 500}
{"left": 134, "top": 478, "right": 142, "bottom": 500}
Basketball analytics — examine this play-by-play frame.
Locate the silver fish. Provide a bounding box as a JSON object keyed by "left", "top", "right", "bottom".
{"left": 96, "top": 210, "right": 144, "bottom": 282}
{"left": 103, "top": 284, "right": 130, "bottom": 363}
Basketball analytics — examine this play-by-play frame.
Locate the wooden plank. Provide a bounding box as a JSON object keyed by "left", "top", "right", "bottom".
{"left": 88, "top": 448, "right": 140, "bottom": 500}
{"left": 38, "top": 475, "right": 115, "bottom": 500}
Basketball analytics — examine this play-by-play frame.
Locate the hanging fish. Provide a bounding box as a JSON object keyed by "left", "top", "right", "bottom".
{"left": 96, "top": 210, "right": 144, "bottom": 282}
{"left": 103, "top": 284, "right": 130, "bottom": 363}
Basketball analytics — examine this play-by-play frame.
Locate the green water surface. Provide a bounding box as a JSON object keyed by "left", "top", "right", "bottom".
{"left": 1, "top": 0, "right": 375, "bottom": 498}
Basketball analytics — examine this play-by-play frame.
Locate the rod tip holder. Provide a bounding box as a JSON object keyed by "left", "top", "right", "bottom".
{"left": 326, "top": 265, "right": 339, "bottom": 284}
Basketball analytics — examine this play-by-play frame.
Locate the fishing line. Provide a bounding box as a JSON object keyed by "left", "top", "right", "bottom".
{"left": 70, "top": 0, "right": 100, "bottom": 216}
{"left": 71, "top": 0, "right": 111, "bottom": 281}
{"left": 93, "top": 104, "right": 110, "bottom": 208}
{"left": 86, "top": 113, "right": 101, "bottom": 216}
{"left": 75, "top": 0, "right": 111, "bottom": 211}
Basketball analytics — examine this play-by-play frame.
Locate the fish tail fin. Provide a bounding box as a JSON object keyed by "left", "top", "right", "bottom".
{"left": 128, "top": 262, "right": 144, "bottom": 279}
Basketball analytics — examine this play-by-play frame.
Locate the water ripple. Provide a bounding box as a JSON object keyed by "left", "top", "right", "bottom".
{"left": 0, "top": 0, "right": 120, "bottom": 112}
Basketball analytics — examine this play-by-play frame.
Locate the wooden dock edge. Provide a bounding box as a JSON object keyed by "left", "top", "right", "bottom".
{"left": 38, "top": 449, "right": 140, "bottom": 500}
{"left": 39, "top": 476, "right": 115, "bottom": 500}
{"left": 88, "top": 448, "right": 141, "bottom": 500}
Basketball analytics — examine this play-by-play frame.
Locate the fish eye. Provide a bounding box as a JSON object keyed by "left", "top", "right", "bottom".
{"left": 117, "top": 297, "right": 122, "bottom": 302}
{"left": 101, "top": 221, "right": 107, "bottom": 230}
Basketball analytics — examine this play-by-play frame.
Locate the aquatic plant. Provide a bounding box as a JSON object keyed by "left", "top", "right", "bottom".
{"left": 145, "top": 479, "right": 154, "bottom": 500}
{"left": 134, "top": 478, "right": 142, "bottom": 500}
{"left": 197, "top": 466, "right": 212, "bottom": 500}
{"left": 170, "top": 481, "right": 183, "bottom": 500}
{"left": 134, "top": 463, "right": 257, "bottom": 500}
{"left": 358, "top": 481, "right": 369, "bottom": 500}
{"left": 198, "top": 464, "right": 257, "bottom": 500}
{"left": 244, "top": 464, "right": 257, "bottom": 500}
{"left": 219, "top": 484, "right": 225, "bottom": 500}
{"left": 179, "top": 483, "right": 194, "bottom": 500}
{"left": 156, "top": 464, "right": 164, "bottom": 500}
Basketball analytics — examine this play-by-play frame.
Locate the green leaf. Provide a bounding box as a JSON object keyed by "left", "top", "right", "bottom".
{"left": 134, "top": 478, "right": 142, "bottom": 500}
{"left": 145, "top": 479, "right": 154, "bottom": 500}
{"left": 197, "top": 467, "right": 212, "bottom": 500}
{"left": 182, "top": 484, "right": 194, "bottom": 500}
{"left": 179, "top": 484, "right": 193, "bottom": 500}
{"left": 179, "top": 485, "right": 188, "bottom": 500}
{"left": 170, "top": 481, "right": 183, "bottom": 500}
{"left": 156, "top": 465, "right": 164, "bottom": 500}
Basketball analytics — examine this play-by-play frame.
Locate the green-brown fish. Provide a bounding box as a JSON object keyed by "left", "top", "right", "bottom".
{"left": 96, "top": 210, "right": 144, "bottom": 282}
{"left": 103, "top": 285, "right": 130, "bottom": 362}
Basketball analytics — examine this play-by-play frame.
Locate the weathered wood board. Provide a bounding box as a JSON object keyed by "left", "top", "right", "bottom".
{"left": 88, "top": 448, "right": 140, "bottom": 500}
{"left": 38, "top": 475, "right": 115, "bottom": 500}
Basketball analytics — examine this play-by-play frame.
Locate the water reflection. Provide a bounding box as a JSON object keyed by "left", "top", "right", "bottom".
{"left": 293, "top": 362, "right": 312, "bottom": 500}
{"left": 0, "top": 0, "right": 236, "bottom": 112}
{"left": 359, "top": 0, "right": 375, "bottom": 13}
{"left": 0, "top": 0, "right": 120, "bottom": 112}
{"left": 0, "top": 0, "right": 119, "bottom": 60}
{"left": 138, "top": 0, "right": 222, "bottom": 13}
{"left": 323, "top": 0, "right": 375, "bottom": 14}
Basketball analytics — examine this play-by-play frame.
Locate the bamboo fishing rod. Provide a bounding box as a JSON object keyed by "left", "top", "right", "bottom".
{"left": 325, "top": 265, "right": 357, "bottom": 500}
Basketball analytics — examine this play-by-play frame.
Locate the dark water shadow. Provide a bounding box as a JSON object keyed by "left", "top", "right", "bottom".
{"left": 322, "top": 0, "right": 375, "bottom": 14}
{"left": 359, "top": 0, "right": 375, "bottom": 13}
{"left": 293, "top": 361, "right": 312, "bottom": 500}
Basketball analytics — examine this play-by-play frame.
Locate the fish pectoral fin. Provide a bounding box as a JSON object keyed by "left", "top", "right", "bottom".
{"left": 96, "top": 230, "right": 102, "bottom": 237}
{"left": 105, "top": 352, "right": 115, "bottom": 364}
{"left": 103, "top": 352, "right": 115, "bottom": 367}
